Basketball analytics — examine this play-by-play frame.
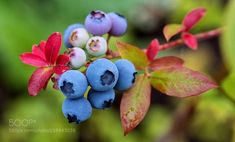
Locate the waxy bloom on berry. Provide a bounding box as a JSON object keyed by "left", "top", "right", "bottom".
{"left": 19, "top": 32, "right": 70, "bottom": 96}
{"left": 88, "top": 89, "right": 115, "bottom": 109}
{"left": 108, "top": 12, "right": 128, "bottom": 36}
{"left": 86, "top": 58, "right": 119, "bottom": 91}
{"left": 62, "top": 97, "right": 92, "bottom": 124}
{"left": 85, "top": 10, "right": 112, "bottom": 36}
{"left": 58, "top": 70, "right": 88, "bottom": 99}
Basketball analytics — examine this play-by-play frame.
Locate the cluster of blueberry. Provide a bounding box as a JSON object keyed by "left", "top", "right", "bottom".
{"left": 57, "top": 10, "right": 136, "bottom": 124}
{"left": 59, "top": 58, "right": 136, "bottom": 123}
{"left": 63, "top": 10, "right": 128, "bottom": 69}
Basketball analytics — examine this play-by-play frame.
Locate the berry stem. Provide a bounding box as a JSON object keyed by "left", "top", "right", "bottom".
{"left": 159, "top": 27, "right": 223, "bottom": 51}
{"left": 106, "top": 34, "right": 112, "bottom": 45}
{"left": 106, "top": 34, "right": 112, "bottom": 55}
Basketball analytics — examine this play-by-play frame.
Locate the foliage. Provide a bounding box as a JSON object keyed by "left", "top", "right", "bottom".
{"left": 18, "top": 7, "right": 219, "bottom": 135}
{"left": 1, "top": 0, "right": 233, "bottom": 141}
{"left": 117, "top": 37, "right": 217, "bottom": 134}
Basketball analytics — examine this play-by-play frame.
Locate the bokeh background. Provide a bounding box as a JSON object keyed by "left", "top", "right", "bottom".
{"left": 0, "top": 0, "right": 235, "bottom": 141}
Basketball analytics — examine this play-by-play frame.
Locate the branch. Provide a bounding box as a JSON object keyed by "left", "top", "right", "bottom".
{"left": 105, "top": 28, "right": 223, "bottom": 59}
{"left": 159, "top": 28, "right": 223, "bottom": 51}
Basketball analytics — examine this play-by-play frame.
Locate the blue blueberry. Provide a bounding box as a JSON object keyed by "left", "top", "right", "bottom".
{"left": 86, "top": 58, "right": 119, "bottom": 91}
{"left": 85, "top": 10, "right": 112, "bottom": 36}
{"left": 88, "top": 89, "right": 115, "bottom": 109}
{"left": 114, "top": 59, "right": 137, "bottom": 91}
{"left": 58, "top": 70, "right": 88, "bottom": 99}
{"left": 62, "top": 98, "right": 92, "bottom": 124}
{"left": 63, "top": 23, "right": 84, "bottom": 48}
{"left": 108, "top": 12, "right": 127, "bottom": 36}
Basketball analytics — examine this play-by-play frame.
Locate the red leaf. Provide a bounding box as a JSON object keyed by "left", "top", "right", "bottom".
{"left": 56, "top": 54, "right": 70, "bottom": 65}
{"left": 121, "top": 75, "right": 151, "bottom": 135}
{"left": 45, "top": 32, "right": 62, "bottom": 65}
{"left": 19, "top": 53, "right": 49, "bottom": 67}
{"left": 150, "top": 66, "right": 218, "bottom": 97}
{"left": 163, "top": 24, "right": 184, "bottom": 41}
{"left": 146, "top": 39, "right": 159, "bottom": 61}
{"left": 53, "top": 66, "right": 69, "bottom": 75}
{"left": 32, "top": 41, "right": 46, "bottom": 59}
{"left": 28, "top": 67, "right": 54, "bottom": 96}
{"left": 39, "top": 40, "right": 46, "bottom": 51}
{"left": 53, "top": 54, "right": 70, "bottom": 74}
{"left": 148, "top": 56, "right": 184, "bottom": 71}
{"left": 182, "top": 7, "right": 206, "bottom": 31}
{"left": 182, "top": 32, "right": 198, "bottom": 50}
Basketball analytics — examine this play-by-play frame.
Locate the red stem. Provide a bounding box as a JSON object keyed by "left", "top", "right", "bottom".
{"left": 159, "top": 27, "right": 223, "bottom": 51}
{"left": 106, "top": 27, "right": 223, "bottom": 59}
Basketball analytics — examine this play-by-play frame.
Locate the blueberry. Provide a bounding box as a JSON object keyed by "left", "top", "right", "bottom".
{"left": 88, "top": 89, "right": 115, "bottom": 109}
{"left": 86, "top": 36, "right": 107, "bottom": 56}
{"left": 114, "top": 59, "right": 136, "bottom": 91}
{"left": 108, "top": 12, "right": 127, "bottom": 36}
{"left": 63, "top": 23, "right": 84, "bottom": 48}
{"left": 69, "top": 47, "right": 86, "bottom": 68}
{"left": 62, "top": 98, "right": 92, "bottom": 124}
{"left": 86, "top": 58, "right": 119, "bottom": 91}
{"left": 58, "top": 70, "right": 88, "bottom": 99}
{"left": 85, "top": 10, "right": 112, "bottom": 36}
{"left": 69, "top": 28, "right": 89, "bottom": 47}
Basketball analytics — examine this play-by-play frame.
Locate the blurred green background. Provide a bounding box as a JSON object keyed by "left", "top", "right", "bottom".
{"left": 0, "top": 0, "right": 235, "bottom": 142}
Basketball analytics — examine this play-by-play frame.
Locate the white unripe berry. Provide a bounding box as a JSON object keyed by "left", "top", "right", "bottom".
{"left": 69, "top": 28, "right": 89, "bottom": 47}
{"left": 69, "top": 47, "right": 87, "bottom": 68}
{"left": 86, "top": 36, "right": 107, "bottom": 56}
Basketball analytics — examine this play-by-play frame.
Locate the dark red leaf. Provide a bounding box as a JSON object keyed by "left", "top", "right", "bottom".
{"left": 20, "top": 53, "right": 49, "bottom": 67}
{"left": 32, "top": 45, "right": 45, "bottom": 59}
{"left": 45, "top": 32, "right": 62, "bottom": 65}
{"left": 182, "top": 32, "right": 198, "bottom": 50}
{"left": 32, "top": 41, "right": 46, "bottom": 59}
{"left": 53, "top": 65, "right": 69, "bottom": 75}
{"left": 54, "top": 54, "right": 70, "bottom": 74}
{"left": 56, "top": 54, "right": 70, "bottom": 65}
{"left": 28, "top": 67, "right": 54, "bottom": 96}
{"left": 39, "top": 41, "right": 46, "bottom": 51}
{"left": 146, "top": 39, "right": 159, "bottom": 61}
{"left": 182, "top": 8, "right": 206, "bottom": 31}
{"left": 148, "top": 56, "right": 184, "bottom": 71}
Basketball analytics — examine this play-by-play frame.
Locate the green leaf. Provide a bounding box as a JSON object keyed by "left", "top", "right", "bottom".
{"left": 150, "top": 66, "right": 217, "bottom": 97}
{"left": 163, "top": 24, "right": 184, "bottom": 41}
{"left": 148, "top": 56, "right": 184, "bottom": 71}
{"left": 222, "top": 0, "right": 235, "bottom": 71}
{"left": 116, "top": 41, "right": 149, "bottom": 70}
{"left": 222, "top": 73, "right": 235, "bottom": 101}
{"left": 120, "top": 74, "right": 151, "bottom": 135}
